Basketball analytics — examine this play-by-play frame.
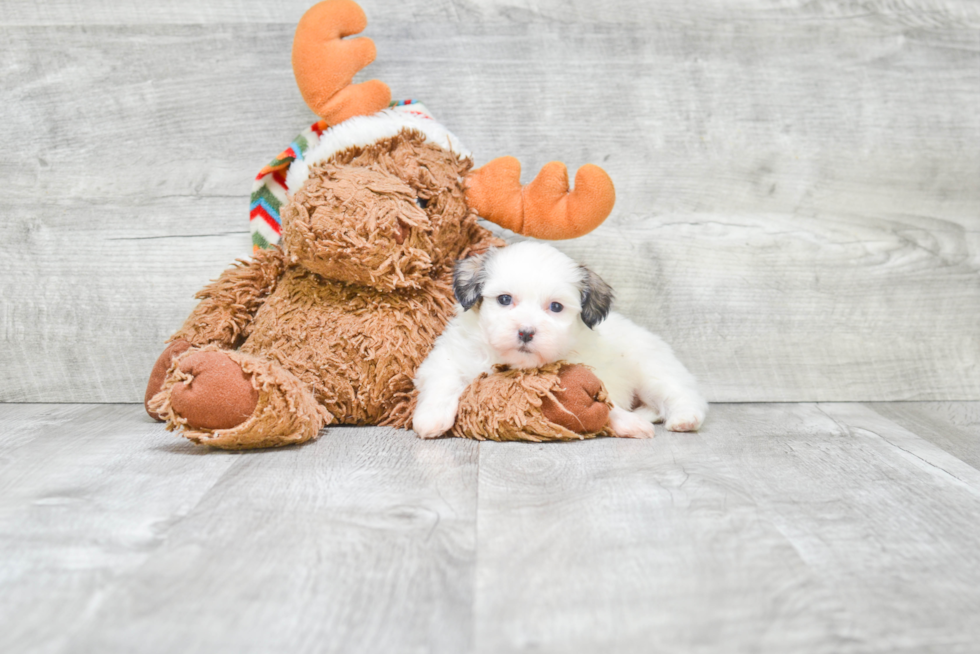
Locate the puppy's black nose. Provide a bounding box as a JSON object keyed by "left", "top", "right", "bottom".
{"left": 518, "top": 328, "right": 535, "bottom": 344}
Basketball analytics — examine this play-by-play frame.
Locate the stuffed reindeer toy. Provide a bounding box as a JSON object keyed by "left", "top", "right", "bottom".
{"left": 145, "top": 0, "right": 618, "bottom": 448}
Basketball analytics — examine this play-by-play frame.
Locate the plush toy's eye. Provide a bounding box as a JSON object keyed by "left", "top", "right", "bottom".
{"left": 415, "top": 197, "right": 429, "bottom": 210}
{"left": 550, "top": 302, "right": 564, "bottom": 313}
{"left": 497, "top": 295, "right": 513, "bottom": 306}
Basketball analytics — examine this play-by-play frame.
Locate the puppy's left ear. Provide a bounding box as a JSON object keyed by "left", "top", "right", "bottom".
{"left": 579, "top": 266, "right": 614, "bottom": 329}
{"left": 453, "top": 249, "right": 493, "bottom": 310}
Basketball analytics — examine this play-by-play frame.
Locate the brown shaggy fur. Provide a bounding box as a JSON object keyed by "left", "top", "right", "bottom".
{"left": 171, "top": 247, "right": 286, "bottom": 348}
{"left": 451, "top": 363, "right": 613, "bottom": 442}
{"left": 149, "top": 130, "right": 503, "bottom": 448}
{"left": 240, "top": 265, "right": 456, "bottom": 427}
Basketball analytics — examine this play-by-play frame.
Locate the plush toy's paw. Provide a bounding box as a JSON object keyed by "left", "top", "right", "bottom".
{"left": 664, "top": 405, "right": 706, "bottom": 432}
{"left": 608, "top": 406, "right": 656, "bottom": 439}
{"left": 145, "top": 339, "right": 193, "bottom": 421}
{"left": 540, "top": 365, "right": 610, "bottom": 434}
{"left": 412, "top": 401, "right": 458, "bottom": 439}
{"left": 170, "top": 350, "right": 259, "bottom": 431}
{"left": 151, "top": 348, "right": 330, "bottom": 450}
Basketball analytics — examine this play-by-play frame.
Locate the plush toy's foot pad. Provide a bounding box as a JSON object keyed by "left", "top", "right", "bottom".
{"left": 169, "top": 350, "right": 259, "bottom": 431}
{"left": 145, "top": 339, "right": 192, "bottom": 421}
{"left": 540, "top": 364, "right": 610, "bottom": 434}
{"left": 148, "top": 346, "right": 331, "bottom": 450}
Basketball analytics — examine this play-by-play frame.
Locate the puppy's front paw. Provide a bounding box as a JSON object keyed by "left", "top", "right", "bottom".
{"left": 608, "top": 407, "right": 656, "bottom": 439}
{"left": 412, "top": 403, "right": 457, "bottom": 439}
{"left": 665, "top": 406, "right": 705, "bottom": 432}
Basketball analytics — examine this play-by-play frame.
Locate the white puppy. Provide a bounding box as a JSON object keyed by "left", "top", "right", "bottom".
{"left": 412, "top": 241, "right": 707, "bottom": 439}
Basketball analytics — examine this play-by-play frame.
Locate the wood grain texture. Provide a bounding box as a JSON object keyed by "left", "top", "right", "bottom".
{"left": 0, "top": 404, "right": 241, "bottom": 654}
{"left": 2, "top": 0, "right": 978, "bottom": 402}
{"left": 0, "top": 409, "right": 479, "bottom": 654}
{"left": 66, "top": 426, "right": 479, "bottom": 654}
{"left": 474, "top": 421, "right": 843, "bottom": 653}
{"left": 867, "top": 401, "right": 980, "bottom": 470}
{"left": 474, "top": 402, "right": 980, "bottom": 653}
{"left": 1, "top": 198, "right": 251, "bottom": 402}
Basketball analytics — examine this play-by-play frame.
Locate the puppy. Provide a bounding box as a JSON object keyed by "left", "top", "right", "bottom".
{"left": 412, "top": 241, "right": 707, "bottom": 439}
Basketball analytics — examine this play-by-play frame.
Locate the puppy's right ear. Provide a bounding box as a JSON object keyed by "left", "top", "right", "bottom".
{"left": 453, "top": 249, "right": 493, "bottom": 310}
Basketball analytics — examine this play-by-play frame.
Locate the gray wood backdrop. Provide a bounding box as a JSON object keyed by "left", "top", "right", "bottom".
{"left": 2, "top": 0, "right": 978, "bottom": 403}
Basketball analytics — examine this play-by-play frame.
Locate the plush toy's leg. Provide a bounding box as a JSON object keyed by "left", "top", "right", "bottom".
{"left": 451, "top": 363, "right": 612, "bottom": 442}
{"left": 148, "top": 347, "right": 331, "bottom": 450}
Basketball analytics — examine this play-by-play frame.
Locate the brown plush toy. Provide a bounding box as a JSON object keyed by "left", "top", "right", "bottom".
{"left": 145, "top": 0, "right": 618, "bottom": 448}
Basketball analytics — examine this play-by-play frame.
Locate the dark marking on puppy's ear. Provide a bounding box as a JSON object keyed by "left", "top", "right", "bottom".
{"left": 453, "top": 249, "right": 494, "bottom": 310}
{"left": 579, "top": 266, "right": 614, "bottom": 328}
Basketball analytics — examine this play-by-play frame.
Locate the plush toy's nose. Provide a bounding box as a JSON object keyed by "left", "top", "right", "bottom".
{"left": 392, "top": 195, "right": 429, "bottom": 244}
{"left": 518, "top": 328, "right": 535, "bottom": 343}
{"left": 393, "top": 218, "right": 409, "bottom": 244}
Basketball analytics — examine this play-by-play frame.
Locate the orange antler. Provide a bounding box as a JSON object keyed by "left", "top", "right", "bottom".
{"left": 292, "top": 0, "right": 391, "bottom": 124}
{"left": 465, "top": 157, "right": 615, "bottom": 240}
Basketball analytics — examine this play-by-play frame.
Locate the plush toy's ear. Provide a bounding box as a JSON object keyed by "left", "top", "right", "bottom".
{"left": 292, "top": 0, "right": 391, "bottom": 124}
{"left": 453, "top": 250, "right": 494, "bottom": 310}
{"left": 465, "top": 157, "right": 615, "bottom": 240}
{"left": 579, "top": 265, "right": 614, "bottom": 329}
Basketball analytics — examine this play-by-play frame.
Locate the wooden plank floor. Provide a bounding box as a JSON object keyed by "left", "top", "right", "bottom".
{"left": 2, "top": 403, "right": 979, "bottom": 653}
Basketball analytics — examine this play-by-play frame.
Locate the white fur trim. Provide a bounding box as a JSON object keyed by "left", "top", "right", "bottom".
{"left": 285, "top": 107, "right": 469, "bottom": 194}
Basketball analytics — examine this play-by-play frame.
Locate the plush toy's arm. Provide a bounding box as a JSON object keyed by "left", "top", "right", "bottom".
{"left": 451, "top": 363, "right": 612, "bottom": 442}
{"left": 170, "top": 247, "right": 286, "bottom": 348}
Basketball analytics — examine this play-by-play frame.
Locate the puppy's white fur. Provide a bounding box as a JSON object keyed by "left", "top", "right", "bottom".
{"left": 412, "top": 242, "right": 707, "bottom": 439}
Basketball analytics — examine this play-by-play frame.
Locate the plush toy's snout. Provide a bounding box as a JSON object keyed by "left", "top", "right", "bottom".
{"left": 281, "top": 163, "right": 435, "bottom": 291}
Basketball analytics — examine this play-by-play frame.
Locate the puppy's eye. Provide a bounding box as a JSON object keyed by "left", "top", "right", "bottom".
{"left": 415, "top": 197, "right": 429, "bottom": 210}
{"left": 550, "top": 302, "right": 564, "bottom": 313}
{"left": 497, "top": 295, "right": 513, "bottom": 306}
